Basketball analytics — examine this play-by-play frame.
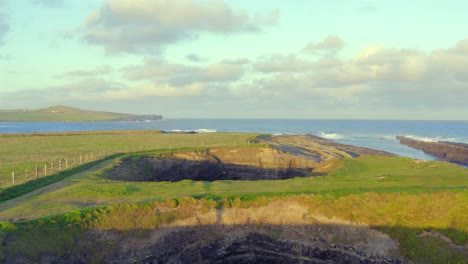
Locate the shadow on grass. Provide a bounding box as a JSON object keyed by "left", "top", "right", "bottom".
{"left": 0, "top": 154, "right": 123, "bottom": 203}
{"left": 0, "top": 194, "right": 466, "bottom": 263}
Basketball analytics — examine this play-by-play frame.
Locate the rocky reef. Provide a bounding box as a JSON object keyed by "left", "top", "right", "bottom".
{"left": 397, "top": 136, "right": 468, "bottom": 166}
{"left": 268, "top": 135, "right": 395, "bottom": 161}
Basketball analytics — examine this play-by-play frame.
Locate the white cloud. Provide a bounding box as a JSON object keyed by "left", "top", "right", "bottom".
{"left": 0, "top": 79, "right": 126, "bottom": 107}
{"left": 55, "top": 65, "right": 113, "bottom": 78}
{"left": 3, "top": 39, "right": 468, "bottom": 118}
{"left": 186, "top": 54, "right": 208, "bottom": 63}
{"left": 221, "top": 58, "right": 250, "bottom": 65}
{"left": 82, "top": 0, "right": 278, "bottom": 53}
{"left": 303, "top": 35, "right": 346, "bottom": 53}
{"left": 254, "top": 54, "right": 311, "bottom": 73}
{"left": 122, "top": 58, "right": 244, "bottom": 86}
{"left": 100, "top": 83, "right": 206, "bottom": 100}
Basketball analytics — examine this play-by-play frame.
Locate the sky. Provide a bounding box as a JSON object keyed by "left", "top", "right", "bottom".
{"left": 0, "top": 0, "right": 468, "bottom": 119}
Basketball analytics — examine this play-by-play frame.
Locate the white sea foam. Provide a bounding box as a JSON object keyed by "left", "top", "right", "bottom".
{"left": 318, "top": 132, "right": 345, "bottom": 140}
{"left": 404, "top": 135, "right": 439, "bottom": 142}
{"left": 171, "top": 129, "right": 217, "bottom": 133}
{"left": 380, "top": 135, "right": 397, "bottom": 140}
{"left": 195, "top": 129, "right": 217, "bottom": 133}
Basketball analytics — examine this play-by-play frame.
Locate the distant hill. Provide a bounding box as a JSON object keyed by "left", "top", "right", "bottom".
{"left": 0, "top": 106, "right": 163, "bottom": 122}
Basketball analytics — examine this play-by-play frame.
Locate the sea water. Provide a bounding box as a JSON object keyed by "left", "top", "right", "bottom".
{"left": 1, "top": 119, "right": 468, "bottom": 161}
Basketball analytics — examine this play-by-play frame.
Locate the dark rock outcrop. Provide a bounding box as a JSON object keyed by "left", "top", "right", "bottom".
{"left": 104, "top": 152, "right": 312, "bottom": 182}
{"left": 130, "top": 230, "right": 403, "bottom": 264}
{"left": 267, "top": 135, "right": 395, "bottom": 162}
{"left": 397, "top": 136, "right": 468, "bottom": 166}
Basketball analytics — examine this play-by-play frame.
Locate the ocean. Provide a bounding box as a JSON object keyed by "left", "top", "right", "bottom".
{"left": 1, "top": 119, "right": 468, "bottom": 161}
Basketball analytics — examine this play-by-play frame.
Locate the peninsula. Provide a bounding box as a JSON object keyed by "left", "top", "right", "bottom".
{"left": 0, "top": 106, "right": 162, "bottom": 122}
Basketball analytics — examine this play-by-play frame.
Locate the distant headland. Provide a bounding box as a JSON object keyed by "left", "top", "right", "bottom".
{"left": 0, "top": 105, "right": 163, "bottom": 122}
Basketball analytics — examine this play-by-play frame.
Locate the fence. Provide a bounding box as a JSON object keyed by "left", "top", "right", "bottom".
{"left": 0, "top": 149, "right": 116, "bottom": 188}
{"left": 0, "top": 139, "right": 265, "bottom": 188}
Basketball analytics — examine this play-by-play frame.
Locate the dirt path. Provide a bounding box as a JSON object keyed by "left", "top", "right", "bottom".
{"left": 0, "top": 159, "right": 114, "bottom": 217}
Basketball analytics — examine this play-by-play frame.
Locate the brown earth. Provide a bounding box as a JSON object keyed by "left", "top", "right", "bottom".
{"left": 7, "top": 201, "right": 404, "bottom": 263}
{"left": 104, "top": 147, "right": 317, "bottom": 181}
{"left": 1, "top": 136, "right": 407, "bottom": 263}
{"left": 104, "top": 135, "right": 394, "bottom": 182}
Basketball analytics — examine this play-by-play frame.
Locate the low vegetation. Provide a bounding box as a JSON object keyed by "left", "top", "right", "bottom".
{"left": 0, "top": 131, "right": 257, "bottom": 186}
{"left": 0, "top": 132, "right": 467, "bottom": 263}
{"left": 0, "top": 105, "right": 161, "bottom": 122}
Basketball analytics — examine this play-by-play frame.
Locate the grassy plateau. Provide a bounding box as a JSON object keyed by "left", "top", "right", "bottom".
{"left": 0, "top": 131, "right": 466, "bottom": 263}
{"left": 0, "top": 105, "right": 162, "bottom": 122}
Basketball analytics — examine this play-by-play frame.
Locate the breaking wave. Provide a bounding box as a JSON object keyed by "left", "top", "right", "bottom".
{"left": 318, "top": 132, "right": 345, "bottom": 140}
{"left": 171, "top": 129, "right": 217, "bottom": 133}
{"left": 403, "top": 135, "right": 461, "bottom": 143}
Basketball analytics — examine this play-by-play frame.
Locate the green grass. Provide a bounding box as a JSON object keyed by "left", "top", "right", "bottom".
{"left": 0, "top": 154, "right": 122, "bottom": 203}
{"left": 0, "top": 154, "right": 466, "bottom": 221}
{"left": 0, "top": 131, "right": 258, "bottom": 186}
{"left": 1, "top": 193, "right": 466, "bottom": 263}
{"left": 0, "top": 133, "right": 467, "bottom": 263}
{"left": 0, "top": 105, "right": 160, "bottom": 122}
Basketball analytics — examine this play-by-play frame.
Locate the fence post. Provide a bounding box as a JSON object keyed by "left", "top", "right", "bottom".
{"left": 59, "top": 160, "right": 62, "bottom": 170}
{"left": 35, "top": 166, "right": 38, "bottom": 178}
{"left": 25, "top": 169, "right": 28, "bottom": 179}
{"left": 44, "top": 164, "right": 47, "bottom": 176}
{"left": 12, "top": 171, "right": 15, "bottom": 185}
{"left": 80, "top": 155, "right": 82, "bottom": 164}
{"left": 66, "top": 158, "right": 68, "bottom": 169}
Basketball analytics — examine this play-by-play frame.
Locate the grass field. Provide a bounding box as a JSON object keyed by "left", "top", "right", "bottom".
{"left": 1, "top": 154, "right": 466, "bottom": 221}
{"left": 0, "top": 105, "right": 161, "bottom": 122}
{"left": 0, "top": 132, "right": 467, "bottom": 263}
{"left": 0, "top": 131, "right": 258, "bottom": 186}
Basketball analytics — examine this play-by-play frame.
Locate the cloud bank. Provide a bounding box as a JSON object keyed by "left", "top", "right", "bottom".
{"left": 2, "top": 36, "right": 468, "bottom": 119}
{"left": 82, "top": 0, "right": 278, "bottom": 53}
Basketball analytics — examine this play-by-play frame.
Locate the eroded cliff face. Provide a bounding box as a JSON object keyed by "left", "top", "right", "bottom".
{"left": 397, "top": 136, "right": 468, "bottom": 166}
{"left": 136, "top": 230, "right": 401, "bottom": 264}
{"left": 17, "top": 201, "right": 403, "bottom": 264}
{"left": 104, "top": 147, "right": 328, "bottom": 182}
{"left": 103, "top": 134, "right": 389, "bottom": 182}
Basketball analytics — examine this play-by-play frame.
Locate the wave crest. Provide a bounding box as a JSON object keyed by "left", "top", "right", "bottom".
{"left": 318, "top": 132, "right": 345, "bottom": 140}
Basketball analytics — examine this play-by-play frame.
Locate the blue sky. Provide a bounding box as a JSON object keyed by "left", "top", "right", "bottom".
{"left": 1, "top": 0, "right": 468, "bottom": 119}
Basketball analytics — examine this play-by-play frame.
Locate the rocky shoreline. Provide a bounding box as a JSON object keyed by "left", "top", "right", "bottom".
{"left": 397, "top": 136, "right": 468, "bottom": 166}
